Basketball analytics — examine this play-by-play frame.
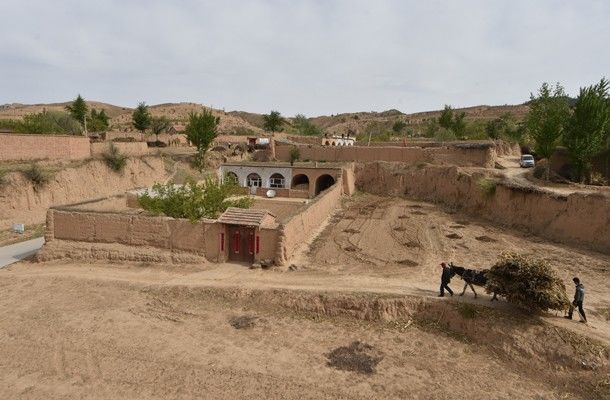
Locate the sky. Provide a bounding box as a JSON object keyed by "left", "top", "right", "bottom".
{"left": 1, "top": 0, "right": 609, "bottom": 116}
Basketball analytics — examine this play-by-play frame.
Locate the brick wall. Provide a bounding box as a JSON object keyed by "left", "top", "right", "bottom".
{"left": 0, "top": 134, "right": 91, "bottom": 161}
{"left": 274, "top": 142, "right": 495, "bottom": 168}
{"left": 90, "top": 142, "right": 150, "bottom": 157}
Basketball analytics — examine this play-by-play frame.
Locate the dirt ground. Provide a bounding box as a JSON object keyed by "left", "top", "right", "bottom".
{"left": 1, "top": 194, "right": 609, "bottom": 399}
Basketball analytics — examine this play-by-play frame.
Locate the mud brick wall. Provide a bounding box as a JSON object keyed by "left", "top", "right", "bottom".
{"left": 278, "top": 182, "right": 343, "bottom": 263}
{"left": 48, "top": 209, "right": 218, "bottom": 256}
{"left": 274, "top": 142, "right": 495, "bottom": 168}
{"left": 90, "top": 142, "right": 149, "bottom": 157}
{"left": 0, "top": 134, "right": 91, "bottom": 161}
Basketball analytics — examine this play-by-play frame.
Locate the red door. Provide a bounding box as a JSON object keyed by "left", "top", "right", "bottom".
{"left": 228, "top": 226, "right": 255, "bottom": 263}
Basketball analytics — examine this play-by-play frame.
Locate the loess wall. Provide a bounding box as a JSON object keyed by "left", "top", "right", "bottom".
{"left": 355, "top": 162, "right": 610, "bottom": 254}
{"left": 0, "top": 156, "right": 171, "bottom": 229}
{"left": 90, "top": 142, "right": 150, "bottom": 157}
{"left": 45, "top": 208, "right": 220, "bottom": 258}
{"left": 277, "top": 182, "right": 343, "bottom": 264}
{"left": 274, "top": 142, "right": 496, "bottom": 168}
{"left": 0, "top": 134, "right": 91, "bottom": 161}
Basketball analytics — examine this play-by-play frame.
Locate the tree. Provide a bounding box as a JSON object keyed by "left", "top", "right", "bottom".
{"left": 525, "top": 83, "right": 571, "bottom": 168}
{"left": 65, "top": 95, "right": 88, "bottom": 131}
{"left": 150, "top": 116, "right": 171, "bottom": 141}
{"left": 87, "top": 109, "right": 109, "bottom": 132}
{"left": 20, "top": 110, "right": 82, "bottom": 135}
{"left": 185, "top": 108, "right": 220, "bottom": 169}
{"left": 485, "top": 253, "right": 569, "bottom": 313}
{"left": 292, "top": 114, "right": 322, "bottom": 136}
{"left": 563, "top": 78, "right": 610, "bottom": 183}
{"left": 137, "top": 178, "right": 253, "bottom": 221}
{"left": 289, "top": 146, "right": 300, "bottom": 166}
{"left": 486, "top": 113, "right": 524, "bottom": 143}
{"left": 438, "top": 105, "right": 466, "bottom": 139}
{"left": 132, "top": 102, "right": 151, "bottom": 133}
{"left": 263, "top": 110, "right": 285, "bottom": 132}
{"left": 392, "top": 120, "right": 407, "bottom": 133}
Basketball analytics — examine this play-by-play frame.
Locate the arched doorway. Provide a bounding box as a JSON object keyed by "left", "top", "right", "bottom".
{"left": 291, "top": 174, "right": 309, "bottom": 191}
{"left": 315, "top": 174, "right": 335, "bottom": 195}
{"left": 224, "top": 171, "right": 239, "bottom": 185}
{"left": 269, "top": 173, "right": 286, "bottom": 188}
{"left": 247, "top": 173, "right": 262, "bottom": 187}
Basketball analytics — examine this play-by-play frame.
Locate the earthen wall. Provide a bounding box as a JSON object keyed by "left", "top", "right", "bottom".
{"left": 0, "top": 134, "right": 91, "bottom": 161}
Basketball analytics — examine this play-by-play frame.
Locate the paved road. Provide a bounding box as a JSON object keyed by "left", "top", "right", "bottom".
{"left": 0, "top": 237, "right": 45, "bottom": 268}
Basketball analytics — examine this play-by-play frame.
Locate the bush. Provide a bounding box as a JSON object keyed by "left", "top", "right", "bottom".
{"left": 434, "top": 127, "right": 456, "bottom": 142}
{"left": 485, "top": 253, "right": 570, "bottom": 313}
{"left": 137, "top": 178, "right": 253, "bottom": 221}
{"left": 289, "top": 146, "right": 300, "bottom": 165}
{"left": 112, "top": 137, "right": 137, "bottom": 143}
{"left": 146, "top": 140, "right": 168, "bottom": 147}
{"left": 477, "top": 178, "right": 497, "bottom": 197}
{"left": 103, "top": 144, "right": 127, "bottom": 172}
{"left": 24, "top": 163, "right": 51, "bottom": 187}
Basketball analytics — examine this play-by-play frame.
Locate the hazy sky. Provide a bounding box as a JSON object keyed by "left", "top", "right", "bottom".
{"left": 1, "top": 1, "right": 609, "bottom": 116}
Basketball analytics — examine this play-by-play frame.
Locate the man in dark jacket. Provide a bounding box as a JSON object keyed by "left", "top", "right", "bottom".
{"left": 565, "top": 277, "right": 587, "bottom": 323}
{"left": 439, "top": 262, "right": 454, "bottom": 297}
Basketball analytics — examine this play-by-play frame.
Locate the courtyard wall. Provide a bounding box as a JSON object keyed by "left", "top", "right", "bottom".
{"left": 0, "top": 134, "right": 91, "bottom": 161}
{"left": 274, "top": 142, "right": 496, "bottom": 168}
{"left": 355, "top": 162, "right": 610, "bottom": 254}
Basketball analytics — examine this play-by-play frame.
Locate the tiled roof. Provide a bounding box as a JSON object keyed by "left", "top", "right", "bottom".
{"left": 217, "top": 207, "right": 276, "bottom": 227}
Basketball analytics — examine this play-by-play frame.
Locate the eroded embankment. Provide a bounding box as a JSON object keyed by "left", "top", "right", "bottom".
{"left": 354, "top": 162, "right": 610, "bottom": 254}
{"left": 142, "top": 284, "right": 609, "bottom": 398}
{"left": 0, "top": 156, "right": 171, "bottom": 229}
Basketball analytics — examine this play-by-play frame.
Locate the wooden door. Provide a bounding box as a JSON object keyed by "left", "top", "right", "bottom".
{"left": 228, "top": 226, "right": 255, "bottom": 263}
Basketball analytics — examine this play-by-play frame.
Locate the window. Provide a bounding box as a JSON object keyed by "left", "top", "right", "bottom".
{"left": 247, "top": 173, "right": 262, "bottom": 187}
{"left": 269, "top": 173, "right": 285, "bottom": 188}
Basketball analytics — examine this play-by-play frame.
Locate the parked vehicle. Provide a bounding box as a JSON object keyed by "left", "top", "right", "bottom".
{"left": 519, "top": 154, "right": 535, "bottom": 168}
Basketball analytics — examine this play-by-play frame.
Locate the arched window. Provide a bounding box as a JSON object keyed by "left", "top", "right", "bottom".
{"left": 247, "top": 173, "right": 262, "bottom": 187}
{"left": 269, "top": 173, "right": 285, "bottom": 188}
{"left": 225, "top": 171, "right": 239, "bottom": 185}
{"left": 325, "top": 140, "right": 330, "bottom": 146}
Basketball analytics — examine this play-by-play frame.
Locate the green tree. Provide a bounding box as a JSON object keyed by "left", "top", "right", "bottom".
{"left": 150, "top": 116, "right": 171, "bottom": 141}
{"left": 392, "top": 120, "right": 407, "bottom": 133}
{"left": 263, "top": 110, "right": 285, "bottom": 132}
{"left": 20, "top": 110, "right": 82, "bottom": 135}
{"left": 87, "top": 109, "right": 109, "bottom": 132}
{"left": 65, "top": 95, "right": 88, "bottom": 127}
{"left": 289, "top": 146, "right": 300, "bottom": 165}
{"left": 185, "top": 108, "right": 220, "bottom": 169}
{"left": 438, "top": 105, "right": 466, "bottom": 139}
{"left": 137, "top": 178, "right": 253, "bottom": 221}
{"left": 485, "top": 113, "right": 524, "bottom": 143}
{"left": 563, "top": 78, "right": 610, "bottom": 183}
{"left": 132, "top": 102, "right": 151, "bottom": 133}
{"left": 525, "top": 83, "right": 571, "bottom": 165}
{"left": 292, "top": 114, "right": 322, "bottom": 136}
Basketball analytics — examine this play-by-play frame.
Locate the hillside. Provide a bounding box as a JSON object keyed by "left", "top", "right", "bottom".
{"left": 0, "top": 100, "right": 529, "bottom": 138}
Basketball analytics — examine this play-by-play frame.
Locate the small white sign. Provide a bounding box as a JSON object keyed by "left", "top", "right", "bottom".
{"left": 12, "top": 223, "right": 25, "bottom": 234}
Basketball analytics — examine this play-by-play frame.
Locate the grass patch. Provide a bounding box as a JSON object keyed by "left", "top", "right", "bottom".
{"left": 23, "top": 163, "right": 51, "bottom": 187}
{"left": 477, "top": 177, "right": 497, "bottom": 197}
{"left": 103, "top": 144, "right": 128, "bottom": 172}
{"left": 457, "top": 303, "right": 478, "bottom": 319}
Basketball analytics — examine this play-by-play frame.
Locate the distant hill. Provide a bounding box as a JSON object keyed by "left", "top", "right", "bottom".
{"left": 0, "top": 100, "right": 530, "bottom": 137}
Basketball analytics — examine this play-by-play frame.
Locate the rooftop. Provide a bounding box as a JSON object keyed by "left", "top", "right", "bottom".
{"left": 221, "top": 161, "right": 345, "bottom": 169}
{"left": 217, "top": 207, "right": 277, "bottom": 227}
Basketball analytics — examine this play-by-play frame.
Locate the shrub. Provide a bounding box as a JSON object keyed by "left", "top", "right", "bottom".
{"left": 24, "top": 163, "right": 51, "bottom": 187}
{"left": 112, "top": 137, "right": 137, "bottom": 142}
{"left": 434, "top": 127, "right": 456, "bottom": 142}
{"left": 137, "top": 177, "right": 253, "bottom": 221}
{"left": 103, "top": 144, "right": 127, "bottom": 172}
{"left": 289, "top": 146, "right": 300, "bottom": 165}
{"left": 477, "top": 178, "right": 497, "bottom": 197}
{"left": 485, "top": 253, "right": 570, "bottom": 313}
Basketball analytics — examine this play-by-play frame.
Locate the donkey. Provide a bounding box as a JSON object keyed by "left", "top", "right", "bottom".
{"left": 450, "top": 263, "right": 498, "bottom": 301}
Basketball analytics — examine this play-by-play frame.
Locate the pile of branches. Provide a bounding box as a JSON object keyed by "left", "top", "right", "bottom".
{"left": 486, "top": 253, "right": 570, "bottom": 313}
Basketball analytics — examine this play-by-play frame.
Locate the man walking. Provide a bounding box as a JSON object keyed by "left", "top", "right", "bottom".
{"left": 565, "top": 277, "right": 587, "bottom": 324}
{"left": 439, "top": 262, "right": 454, "bottom": 297}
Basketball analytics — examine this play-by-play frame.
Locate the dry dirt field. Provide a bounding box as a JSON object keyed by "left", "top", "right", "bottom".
{"left": 1, "top": 194, "right": 609, "bottom": 399}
